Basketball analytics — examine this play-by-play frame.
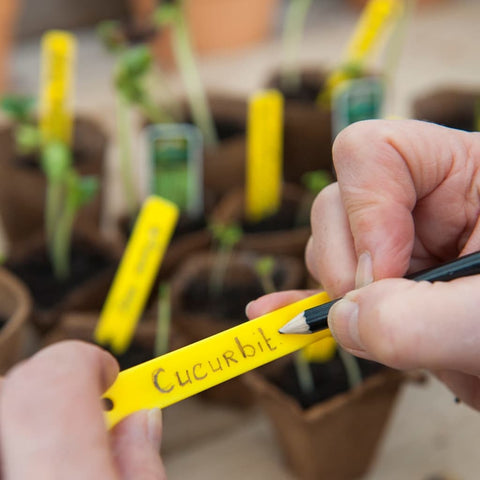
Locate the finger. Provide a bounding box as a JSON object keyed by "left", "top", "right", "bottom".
{"left": 327, "top": 276, "right": 480, "bottom": 374}
{"left": 111, "top": 409, "right": 166, "bottom": 480}
{"left": 307, "top": 183, "right": 358, "bottom": 297}
{"left": 434, "top": 370, "right": 480, "bottom": 411}
{"left": 245, "top": 290, "right": 320, "bottom": 319}
{"left": 332, "top": 119, "right": 480, "bottom": 280}
{"left": 0, "top": 341, "right": 119, "bottom": 479}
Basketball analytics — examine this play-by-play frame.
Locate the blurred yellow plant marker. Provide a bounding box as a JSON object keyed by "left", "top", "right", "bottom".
{"left": 39, "top": 30, "right": 76, "bottom": 145}
{"left": 319, "top": 0, "right": 404, "bottom": 103}
{"left": 246, "top": 89, "right": 284, "bottom": 223}
{"left": 94, "top": 196, "right": 179, "bottom": 355}
{"left": 103, "top": 291, "right": 332, "bottom": 429}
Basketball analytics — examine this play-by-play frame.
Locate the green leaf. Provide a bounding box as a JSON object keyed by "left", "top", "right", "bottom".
{"left": 0, "top": 95, "right": 36, "bottom": 122}
{"left": 97, "top": 20, "right": 126, "bottom": 53}
{"left": 65, "top": 172, "right": 99, "bottom": 210}
{"left": 301, "top": 170, "right": 333, "bottom": 194}
{"left": 41, "top": 142, "right": 71, "bottom": 182}
{"left": 254, "top": 256, "right": 275, "bottom": 278}
{"left": 77, "top": 176, "right": 99, "bottom": 207}
{"left": 209, "top": 222, "right": 243, "bottom": 249}
{"left": 15, "top": 124, "right": 42, "bottom": 155}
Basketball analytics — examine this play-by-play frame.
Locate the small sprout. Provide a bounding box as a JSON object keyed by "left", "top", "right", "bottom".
{"left": 0, "top": 95, "right": 36, "bottom": 123}
{"left": 208, "top": 222, "right": 243, "bottom": 297}
{"left": 97, "top": 20, "right": 126, "bottom": 53}
{"left": 15, "top": 124, "right": 42, "bottom": 155}
{"left": 254, "top": 256, "right": 276, "bottom": 295}
{"left": 301, "top": 169, "right": 334, "bottom": 195}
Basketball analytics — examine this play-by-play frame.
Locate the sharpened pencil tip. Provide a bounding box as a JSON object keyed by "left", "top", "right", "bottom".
{"left": 278, "top": 312, "right": 309, "bottom": 334}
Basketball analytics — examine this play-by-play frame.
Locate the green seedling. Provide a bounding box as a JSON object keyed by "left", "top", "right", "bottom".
{"left": 254, "top": 254, "right": 315, "bottom": 395}
{"left": 296, "top": 169, "right": 334, "bottom": 226}
{"left": 0, "top": 95, "right": 41, "bottom": 155}
{"left": 208, "top": 222, "right": 242, "bottom": 297}
{"left": 154, "top": 1, "right": 218, "bottom": 147}
{"left": 281, "top": 0, "right": 313, "bottom": 93}
{"left": 42, "top": 142, "right": 98, "bottom": 280}
{"left": 155, "top": 283, "right": 172, "bottom": 357}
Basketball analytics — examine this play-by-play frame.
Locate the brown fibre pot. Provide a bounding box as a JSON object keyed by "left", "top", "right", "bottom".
{"left": 5, "top": 229, "right": 121, "bottom": 333}
{"left": 44, "top": 309, "right": 188, "bottom": 370}
{"left": 0, "top": 267, "right": 32, "bottom": 374}
{"left": 151, "top": 0, "right": 280, "bottom": 67}
{"left": 265, "top": 68, "right": 334, "bottom": 184}
{"left": 0, "top": 116, "right": 108, "bottom": 253}
{"left": 245, "top": 356, "right": 409, "bottom": 480}
{"left": 412, "top": 87, "right": 480, "bottom": 132}
{"left": 0, "top": 0, "right": 19, "bottom": 93}
{"left": 170, "top": 251, "right": 306, "bottom": 407}
{"left": 211, "top": 183, "right": 311, "bottom": 260}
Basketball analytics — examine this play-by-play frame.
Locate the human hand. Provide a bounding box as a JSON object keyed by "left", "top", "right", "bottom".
{"left": 247, "top": 119, "right": 480, "bottom": 409}
{"left": 0, "top": 341, "right": 166, "bottom": 479}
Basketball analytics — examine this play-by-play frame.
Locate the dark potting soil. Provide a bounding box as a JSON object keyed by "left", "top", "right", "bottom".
{"left": 182, "top": 268, "right": 286, "bottom": 323}
{"left": 114, "top": 344, "right": 155, "bottom": 370}
{"left": 7, "top": 239, "right": 114, "bottom": 310}
{"left": 242, "top": 195, "right": 304, "bottom": 233}
{"left": 0, "top": 315, "right": 7, "bottom": 331}
{"left": 271, "top": 353, "right": 384, "bottom": 410}
{"left": 269, "top": 72, "right": 325, "bottom": 105}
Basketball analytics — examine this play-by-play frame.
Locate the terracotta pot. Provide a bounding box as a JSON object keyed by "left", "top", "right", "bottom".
{"left": 211, "top": 183, "right": 311, "bottom": 260}
{"left": 0, "top": 0, "right": 19, "bottom": 93}
{"left": 151, "top": 0, "right": 280, "bottom": 66}
{"left": 412, "top": 87, "right": 480, "bottom": 132}
{"left": 170, "top": 251, "right": 305, "bottom": 407}
{"left": 44, "top": 309, "right": 188, "bottom": 370}
{"left": 265, "top": 68, "right": 334, "bottom": 184}
{"left": 245, "top": 363, "right": 407, "bottom": 479}
{"left": 0, "top": 267, "right": 32, "bottom": 374}
{"left": 5, "top": 228, "right": 121, "bottom": 332}
{"left": 0, "top": 116, "right": 108, "bottom": 252}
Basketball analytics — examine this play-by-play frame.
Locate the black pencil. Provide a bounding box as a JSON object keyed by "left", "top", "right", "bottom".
{"left": 279, "top": 250, "right": 480, "bottom": 334}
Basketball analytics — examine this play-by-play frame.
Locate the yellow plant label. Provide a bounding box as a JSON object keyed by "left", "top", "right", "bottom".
{"left": 103, "top": 291, "right": 331, "bottom": 428}
{"left": 300, "top": 336, "right": 337, "bottom": 363}
{"left": 246, "top": 89, "right": 284, "bottom": 223}
{"left": 94, "top": 196, "right": 179, "bottom": 355}
{"left": 320, "top": 0, "right": 403, "bottom": 103}
{"left": 39, "top": 30, "right": 76, "bottom": 145}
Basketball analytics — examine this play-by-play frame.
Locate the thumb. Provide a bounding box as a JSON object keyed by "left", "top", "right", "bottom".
{"left": 327, "top": 276, "right": 480, "bottom": 375}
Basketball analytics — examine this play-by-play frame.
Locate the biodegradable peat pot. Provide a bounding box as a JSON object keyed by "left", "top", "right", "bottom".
{"left": 211, "top": 183, "right": 311, "bottom": 259}
{"left": 0, "top": 116, "right": 108, "bottom": 251}
{"left": 245, "top": 357, "right": 407, "bottom": 480}
{"left": 412, "top": 87, "right": 480, "bottom": 132}
{"left": 0, "top": 267, "right": 32, "bottom": 374}
{"left": 0, "top": 0, "right": 19, "bottom": 93}
{"left": 44, "top": 310, "right": 188, "bottom": 370}
{"left": 265, "top": 68, "right": 334, "bottom": 184}
{"left": 171, "top": 251, "right": 305, "bottom": 406}
{"left": 5, "top": 229, "right": 121, "bottom": 333}
{"left": 151, "top": 0, "right": 280, "bottom": 66}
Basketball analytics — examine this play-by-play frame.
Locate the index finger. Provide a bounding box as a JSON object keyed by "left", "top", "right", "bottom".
{"left": 331, "top": 119, "right": 480, "bottom": 280}
{"left": 0, "top": 341, "right": 119, "bottom": 479}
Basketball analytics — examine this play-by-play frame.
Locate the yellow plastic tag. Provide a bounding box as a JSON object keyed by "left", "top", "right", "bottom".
{"left": 300, "top": 336, "right": 337, "bottom": 363}
{"left": 39, "top": 30, "right": 76, "bottom": 145}
{"left": 103, "top": 291, "right": 331, "bottom": 428}
{"left": 320, "top": 0, "right": 403, "bottom": 103}
{"left": 94, "top": 196, "right": 179, "bottom": 354}
{"left": 246, "top": 89, "right": 284, "bottom": 223}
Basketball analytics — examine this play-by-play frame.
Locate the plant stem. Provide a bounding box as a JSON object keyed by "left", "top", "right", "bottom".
{"left": 170, "top": 1, "right": 218, "bottom": 147}
{"left": 281, "top": 0, "right": 313, "bottom": 92}
{"left": 337, "top": 346, "right": 363, "bottom": 389}
{"left": 45, "top": 180, "right": 64, "bottom": 248}
{"left": 209, "top": 245, "right": 231, "bottom": 298}
{"left": 155, "top": 283, "right": 171, "bottom": 357}
{"left": 294, "top": 352, "right": 315, "bottom": 396}
{"left": 258, "top": 272, "right": 276, "bottom": 296}
{"left": 116, "top": 91, "right": 139, "bottom": 219}
{"left": 51, "top": 195, "right": 76, "bottom": 280}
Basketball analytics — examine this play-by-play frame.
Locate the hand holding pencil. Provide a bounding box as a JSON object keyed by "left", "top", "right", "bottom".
{"left": 246, "top": 119, "right": 480, "bottom": 411}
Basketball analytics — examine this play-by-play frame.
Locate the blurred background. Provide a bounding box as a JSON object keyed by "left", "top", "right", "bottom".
{"left": 1, "top": 1, "right": 480, "bottom": 479}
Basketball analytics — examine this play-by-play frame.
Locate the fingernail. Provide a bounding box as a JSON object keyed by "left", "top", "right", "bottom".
{"left": 147, "top": 408, "right": 163, "bottom": 450}
{"left": 328, "top": 297, "right": 364, "bottom": 351}
{"left": 355, "top": 251, "right": 374, "bottom": 289}
{"left": 245, "top": 301, "right": 254, "bottom": 318}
